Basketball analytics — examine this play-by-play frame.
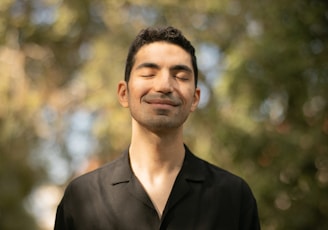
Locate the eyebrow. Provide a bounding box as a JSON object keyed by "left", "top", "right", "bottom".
{"left": 170, "top": 64, "right": 193, "bottom": 73}
{"left": 135, "top": 62, "right": 160, "bottom": 70}
{"left": 135, "top": 62, "right": 193, "bottom": 73}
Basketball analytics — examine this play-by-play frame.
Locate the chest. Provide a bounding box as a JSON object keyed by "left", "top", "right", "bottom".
{"left": 73, "top": 179, "right": 240, "bottom": 230}
{"left": 136, "top": 172, "right": 179, "bottom": 218}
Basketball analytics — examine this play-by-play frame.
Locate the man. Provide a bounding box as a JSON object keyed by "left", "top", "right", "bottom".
{"left": 54, "top": 26, "right": 260, "bottom": 230}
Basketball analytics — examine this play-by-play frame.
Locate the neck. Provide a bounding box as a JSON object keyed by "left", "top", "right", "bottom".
{"left": 129, "top": 121, "right": 185, "bottom": 174}
{"left": 128, "top": 120, "right": 186, "bottom": 218}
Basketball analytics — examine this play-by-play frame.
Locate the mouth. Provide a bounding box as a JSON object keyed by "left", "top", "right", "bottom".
{"left": 146, "top": 99, "right": 179, "bottom": 106}
{"left": 143, "top": 95, "right": 181, "bottom": 107}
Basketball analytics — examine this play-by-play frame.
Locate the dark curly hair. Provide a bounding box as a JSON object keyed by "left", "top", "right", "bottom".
{"left": 124, "top": 26, "right": 198, "bottom": 87}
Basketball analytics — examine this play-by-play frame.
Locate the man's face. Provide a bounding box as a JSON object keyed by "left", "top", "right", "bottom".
{"left": 118, "top": 41, "right": 200, "bottom": 133}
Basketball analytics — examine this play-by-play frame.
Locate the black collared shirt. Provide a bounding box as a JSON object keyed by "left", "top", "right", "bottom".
{"left": 55, "top": 146, "right": 260, "bottom": 230}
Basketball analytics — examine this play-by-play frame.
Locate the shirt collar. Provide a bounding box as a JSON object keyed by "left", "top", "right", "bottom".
{"left": 181, "top": 145, "right": 207, "bottom": 182}
{"left": 110, "top": 149, "right": 132, "bottom": 185}
{"left": 110, "top": 145, "right": 207, "bottom": 185}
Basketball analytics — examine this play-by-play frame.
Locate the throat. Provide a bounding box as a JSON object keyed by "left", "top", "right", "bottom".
{"left": 135, "top": 169, "right": 180, "bottom": 218}
{"left": 128, "top": 143, "right": 186, "bottom": 217}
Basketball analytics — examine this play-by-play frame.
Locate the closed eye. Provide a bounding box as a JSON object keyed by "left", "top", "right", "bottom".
{"left": 141, "top": 74, "right": 155, "bottom": 78}
{"left": 173, "top": 71, "right": 191, "bottom": 81}
{"left": 175, "top": 75, "right": 189, "bottom": 81}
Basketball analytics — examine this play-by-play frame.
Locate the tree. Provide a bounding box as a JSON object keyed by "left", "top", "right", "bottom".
{"left": 215, "top": 1, "right": 328, "bottom": 229}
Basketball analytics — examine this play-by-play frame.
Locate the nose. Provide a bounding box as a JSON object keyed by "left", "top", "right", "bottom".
{"left": 154, "top": 70, "right": 174, "bottom": 94}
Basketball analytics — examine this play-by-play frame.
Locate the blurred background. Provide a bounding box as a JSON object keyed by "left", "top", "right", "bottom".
{"left": 0, "top": 0, "right": 327, "bottom": 229}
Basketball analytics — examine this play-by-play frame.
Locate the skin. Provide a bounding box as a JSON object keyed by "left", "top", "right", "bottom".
{"left": 117, "top": 41, "right": 200, "bottom": 217}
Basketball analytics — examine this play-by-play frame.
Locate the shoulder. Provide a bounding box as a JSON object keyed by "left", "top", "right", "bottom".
{"left": 185, "top": 148, "right": 261, "bottom": 229}
{"left": 206, "top": 159, "right": 253, "bottom": 195}
{"left": 64, "top": 150, "right": 129, "bottom": 195}
{"left": 189, "top": 151, "right": 258, "bottom": 213}
{"left": 185, "top": 147, "right": 253, "bottom": 195}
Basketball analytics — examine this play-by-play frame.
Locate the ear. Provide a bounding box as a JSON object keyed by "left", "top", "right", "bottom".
{"left": 117, "top": 81, "right": 129, "bottom": 108}
{"left": 190, "top": 87, "right": 200, "bottom": 112}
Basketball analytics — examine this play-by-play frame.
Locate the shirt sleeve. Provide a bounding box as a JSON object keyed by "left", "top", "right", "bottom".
{"left": 54, "top": 201, "right": 67, "bottom": 230}
{"left": 239, "top": 181, "right": 261, "bottom": 230}
{"left": 54, "top": 188, "right": 75, "bottom": 230}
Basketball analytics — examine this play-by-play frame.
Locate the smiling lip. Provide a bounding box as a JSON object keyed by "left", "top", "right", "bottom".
{"left": 146, "top": 99, "right": 179, "bottom": 106}
{"left": 143, "top": 95, "right": 181, "bottom": 107}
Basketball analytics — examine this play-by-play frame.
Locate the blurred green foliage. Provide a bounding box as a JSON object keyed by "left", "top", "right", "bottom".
{"left": 0, "top": 0, "right": 327, "bottom": 229}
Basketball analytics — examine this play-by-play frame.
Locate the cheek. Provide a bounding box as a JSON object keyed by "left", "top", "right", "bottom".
{"left": 129, "top": 79, "right": 150, "bottom": 96}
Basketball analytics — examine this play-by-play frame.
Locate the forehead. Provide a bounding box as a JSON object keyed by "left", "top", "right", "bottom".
{"left": 133, "top": 42, "right": 192, "bottom": 68}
